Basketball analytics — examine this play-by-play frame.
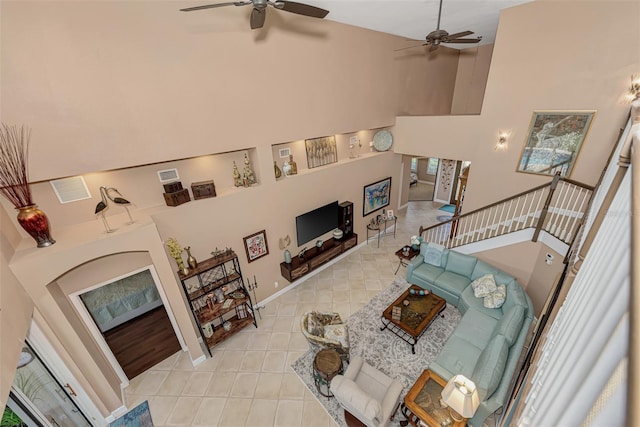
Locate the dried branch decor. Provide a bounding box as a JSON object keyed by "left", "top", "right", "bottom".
{"left": 0, "top": 124, "right": 33, "bottom": 208}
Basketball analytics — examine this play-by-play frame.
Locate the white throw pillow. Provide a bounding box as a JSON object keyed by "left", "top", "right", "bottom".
{"left": 324, "top": 324, "right": 350, "bottom": 348}
{"left": 484, "top": 284, "right": 507, "bottom": 309}
{"left": 471, "top": 274, "right": 497, "bottom": 298}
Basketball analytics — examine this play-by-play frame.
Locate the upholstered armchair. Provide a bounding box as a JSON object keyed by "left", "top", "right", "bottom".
{"left": 301, "top": 311, "right": 350, "bottom": 362}
{"left": 330, "top": 356, "right": 403, "bottom": 427}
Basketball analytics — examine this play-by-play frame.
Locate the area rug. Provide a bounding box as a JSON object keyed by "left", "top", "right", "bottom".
{"left": 438, "top": 204, "right": 456, "bottom": 213}
{"left": 291, "top": 278, "right": 461, "bottom": 427}
{"left": 110, "top": 400, "right": 153, "bottom": 427}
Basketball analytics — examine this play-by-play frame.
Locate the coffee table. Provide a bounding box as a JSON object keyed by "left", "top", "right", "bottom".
{"left": 380, "top": 285, "right": 446, "bottom": 354}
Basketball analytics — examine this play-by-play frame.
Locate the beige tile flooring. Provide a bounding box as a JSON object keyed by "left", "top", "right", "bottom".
{"left": 125, "top": 202, "right": 445, "bottom": 427}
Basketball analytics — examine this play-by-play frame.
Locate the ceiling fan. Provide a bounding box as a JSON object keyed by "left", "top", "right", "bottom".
{"left": 180, "top": 0, "right": 329, "bottom": 30}
{"left": 399, "top": 0, "right": 482, "bottom": 52}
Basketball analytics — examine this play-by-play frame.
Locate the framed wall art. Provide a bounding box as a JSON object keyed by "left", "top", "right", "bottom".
{"left": 305, "top": 135, "right": 337, "bottom": 169}
{"left": 243, "top": 230, "right": 269, "bottom": 263}
{"left": 363, "top": 177, "right": 391, "bottom": 216}
{"left": 517, "top": 111, "right": 595, "bottom": 177}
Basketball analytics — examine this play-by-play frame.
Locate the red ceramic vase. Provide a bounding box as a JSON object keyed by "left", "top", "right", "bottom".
{"left": 16, "top": 205, "right": 56, "bottom": 248}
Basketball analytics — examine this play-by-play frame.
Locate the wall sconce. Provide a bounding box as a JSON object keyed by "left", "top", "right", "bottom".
{"left": 495, "top": 130, "right": 510, "bottom": 151}
{"left": 628, "top": 74, "right": 640, "bottom": 102}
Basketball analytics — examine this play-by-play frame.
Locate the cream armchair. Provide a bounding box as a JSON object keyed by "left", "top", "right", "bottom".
{"left": 301, "top": 311, "right": 350, "bottom": 362}
{"left": 330, "top": 356, "right": 403, "bottom": 427}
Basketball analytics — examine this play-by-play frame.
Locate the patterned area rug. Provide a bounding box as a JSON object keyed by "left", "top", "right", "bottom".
{"left": 291, "top": 278, "right": 461, "bottom": 427}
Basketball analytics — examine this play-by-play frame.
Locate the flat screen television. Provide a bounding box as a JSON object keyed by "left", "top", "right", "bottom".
{"left": 296, "top": 201, "right": 339, "bottom": 247}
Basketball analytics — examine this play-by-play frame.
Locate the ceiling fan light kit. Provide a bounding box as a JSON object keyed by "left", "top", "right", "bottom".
{"left": 180, "top": 0, "right": 329, "bottom": 30}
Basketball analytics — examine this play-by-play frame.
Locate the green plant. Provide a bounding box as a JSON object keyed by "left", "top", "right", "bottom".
{"left": 1, "top": 407, "right": 26, "bottom": 427}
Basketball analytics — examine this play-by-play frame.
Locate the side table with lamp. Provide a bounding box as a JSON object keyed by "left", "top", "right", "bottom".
{"left": 400, "top": 370, "right": 479, "bottom": 427}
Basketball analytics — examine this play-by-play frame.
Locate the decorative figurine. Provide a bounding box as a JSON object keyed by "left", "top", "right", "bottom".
{"left": 232, "top": 161, "right": 243, "bottom": 187}
{"left": 288, "top": 154, "right": 298, "bottom": 175}
{"left": 274, "top": 161, "right": 282, "bottom": 178}
{"left": 242, "top": 153, "right": 256, "bottom": 185}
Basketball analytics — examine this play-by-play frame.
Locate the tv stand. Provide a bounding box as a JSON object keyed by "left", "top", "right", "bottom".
{"left": 280, "top": 234, "right": 358, "bottom": 282}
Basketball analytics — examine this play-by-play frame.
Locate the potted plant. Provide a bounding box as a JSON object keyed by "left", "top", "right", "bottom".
{"left": 0, "top": 124, "right": 55, "bottom": 247}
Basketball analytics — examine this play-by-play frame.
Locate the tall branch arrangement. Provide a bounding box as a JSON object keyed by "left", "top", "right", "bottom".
{"left": 0, "top": 124, "right": 33, "bottom": 208}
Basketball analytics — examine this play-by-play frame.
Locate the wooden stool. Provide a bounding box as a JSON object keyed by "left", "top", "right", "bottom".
{"left": 312, "top": 348, "right": 343, "bottom": 398}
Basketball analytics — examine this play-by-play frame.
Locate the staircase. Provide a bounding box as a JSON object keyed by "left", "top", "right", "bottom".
{"left": 419, "top": 173, "right": 594, "bottom": 251}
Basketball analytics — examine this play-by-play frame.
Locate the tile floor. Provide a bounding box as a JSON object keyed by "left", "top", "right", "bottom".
{"left": 125, "top": 202, "right": 445, "bottom": 426}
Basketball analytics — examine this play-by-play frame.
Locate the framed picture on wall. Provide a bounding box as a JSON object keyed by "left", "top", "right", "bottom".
{"left": 243, "top": 230, "right": 269, "bottom": 263}
{"left": 517, "top": 111, "right": 596, "bottom": 177}
{"left": 305, "top": 135, "right": 338, "bottom": 169}
{"left": 363, "top": 177, "right": 391, "bottom": 216}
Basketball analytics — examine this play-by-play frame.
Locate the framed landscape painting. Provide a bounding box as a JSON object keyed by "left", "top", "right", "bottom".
{"left": 363, "top": 177, "right": 391, "bottom": 216}
{"left": 517, "top": 111, "right": 595, "bottom": 177}
{"left": 243, "top": 230, "right": 269, "bottom": 263}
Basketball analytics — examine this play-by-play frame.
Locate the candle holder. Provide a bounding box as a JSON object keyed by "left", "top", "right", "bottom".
{"left": 245, "top": 275, "right": 265, "bottom": 319}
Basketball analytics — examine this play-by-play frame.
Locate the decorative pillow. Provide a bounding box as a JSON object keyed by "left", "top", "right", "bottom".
{"left": 324, "top": 324, "right": 350, "bottom": 348}
{"left": 316, "top": 312, "right": 342, "bottom": 325}
{"left": 331, "top": 377, "right": 381, "bottom": 420}
{"left": 306, "top": 313, "right": 325, "bottom": 337}
{"left": 471, "top": 274, "right": 497, "bottom": 298}
{"left": 423, "top": 243, "right": 445, "bottom": 267}
{"left": 484, "top": 285, "right": 507, "bottom": 309}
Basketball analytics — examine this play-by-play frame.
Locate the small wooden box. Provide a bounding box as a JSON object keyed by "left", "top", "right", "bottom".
{"left": 163, "top": 181, "right": 183, "bottom": 193}
{"left": 163, "top": 188, "right": 190, "bottom": 206}
{"left": 392, "top": 305, "right": 402, "bottom": 321}
{"left": 191, "top": 180, "right": 216, "bottom": 200}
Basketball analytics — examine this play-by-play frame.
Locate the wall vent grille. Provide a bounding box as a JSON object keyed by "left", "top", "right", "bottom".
{"left": 157, "top": 168, "right": 179, "bottom": 183}
{"left": 50, "top": 176, "right": 91, "bottom": 204}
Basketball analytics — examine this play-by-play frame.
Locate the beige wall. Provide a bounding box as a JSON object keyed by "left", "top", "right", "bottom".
{"left": 451, "top": 44, "right": 494, "bottom": 115}
{"left": 394, "top": 1, "right": 640, "bottom": 212}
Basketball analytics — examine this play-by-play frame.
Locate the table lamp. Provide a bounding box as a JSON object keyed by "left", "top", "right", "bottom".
{"left": 441, "top": 374, "right": 480, "bottom": 422}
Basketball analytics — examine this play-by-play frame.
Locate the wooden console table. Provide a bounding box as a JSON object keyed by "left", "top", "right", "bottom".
{"left": 280, "top": 234, "right": 357, "bottom": 282}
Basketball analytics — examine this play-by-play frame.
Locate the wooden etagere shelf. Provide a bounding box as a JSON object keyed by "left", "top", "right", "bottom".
{"left": 177, "top": 250, "right": 257, "bottom": 356}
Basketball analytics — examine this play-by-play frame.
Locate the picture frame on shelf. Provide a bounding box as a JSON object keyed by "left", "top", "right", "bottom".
{"left": 305, "top": 135, "right": 338, "bottom": 169}
{"left": 279, "top": 147, "right": 291, "bottom": 158}
{"left": 517, "top": 110, "right": 596, "bottom": 177}
{"left": 387, "top": 209, "right": 395, "bottom": 219}
{"left": 243, "top": 229, "right": 269, "bottom": 263}
{"left": 363, "top": 177, "right": 391, "bottom": 216}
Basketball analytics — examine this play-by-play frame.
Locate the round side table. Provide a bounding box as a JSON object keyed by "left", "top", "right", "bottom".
{"left": 312, "top": 348, "right": 343, "bottom": 398}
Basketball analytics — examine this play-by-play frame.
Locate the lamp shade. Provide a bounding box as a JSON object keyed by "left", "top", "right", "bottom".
{"left": 441, "top": 374, "right": 480, "bottom": 419}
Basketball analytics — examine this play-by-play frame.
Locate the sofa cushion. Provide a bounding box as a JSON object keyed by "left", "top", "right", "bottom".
{"left": 411, "top": 263, "right": 445, "bottom": 285}
{"left": 433, "top": 335, "right": 482, "bottom": 378}
{"left": 453, "top": 309, "right": 498, "bottom": 349}
{"left": 459, "top": 286, "right": 503, "bottom": 320}
{"left": 471, "top": 274, "right": 497, "bottom": 298}
{"left": 471, "top": 335, "right": 509, "bottom": 401}
{"left": 330, "top": 376, "right": 382, "bottom": 420}
{"left": 492, "top": 305, "right": 525, "bottom": 346}
{"left": 445, "top": 251, "right": 478, "bottom": 278}
{"left": 500, "top": 281, "right": 528, "bottom": 315}
{"left": 423, "top": 243, "right": 445, "bottom": 267}
{"left": 484, "top": 284, "right": 507, "bottom": 309}
{"left": 434, "top": 272, "right": 471, "bottom": 298}
{"left": 471, "top": 260, "right": 499, "bottom": 280}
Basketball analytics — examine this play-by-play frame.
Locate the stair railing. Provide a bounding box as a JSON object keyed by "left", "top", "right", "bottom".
{"left": 419, "top": 173, "right": 594, "bottom": 249}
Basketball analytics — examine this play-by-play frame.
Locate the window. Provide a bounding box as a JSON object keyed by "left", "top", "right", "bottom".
{"left": 427, "top": 158, "right": 439, "bottom": 175}
{"left": 411, "top": 158, "right": 417, "bottom": 172}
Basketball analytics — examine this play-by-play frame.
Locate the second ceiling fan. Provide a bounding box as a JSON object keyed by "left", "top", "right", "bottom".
{"left": 180, "top": 0, "right": 329, "bottom": 30}
{"left": 402, "top": 0, "right": 482, "bottom": 51}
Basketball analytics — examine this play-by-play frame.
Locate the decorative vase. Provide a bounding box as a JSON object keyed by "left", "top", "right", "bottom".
{"left": 185, "top": 247, "right": 198, "bottom": 269}
{"left": 274, "top": 161, "right": 282, "bottom": 178}
{"left": 284, "top": 249, "right": 292, "bottom": 264}
{"left": 16, "top": 205, "right": 56, "bottom": 248}
{"left": 282, "top": 160, "right": 291, "bottom": 176}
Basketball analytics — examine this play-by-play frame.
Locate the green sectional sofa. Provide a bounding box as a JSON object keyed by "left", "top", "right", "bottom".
{"left": 406, "top": 243, "right": 534, "bottom": 427}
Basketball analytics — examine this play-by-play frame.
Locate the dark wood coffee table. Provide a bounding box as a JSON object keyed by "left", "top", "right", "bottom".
{"left": 380, "top": 285, "right": 446, "bottom": 354}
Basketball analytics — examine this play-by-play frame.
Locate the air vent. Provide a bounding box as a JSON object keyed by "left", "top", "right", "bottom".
{"left": 157, "top": 168, "right": 179, "bottom": 183}
{"left": 50, "top": 176, "right": 91, "bottom": 204}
